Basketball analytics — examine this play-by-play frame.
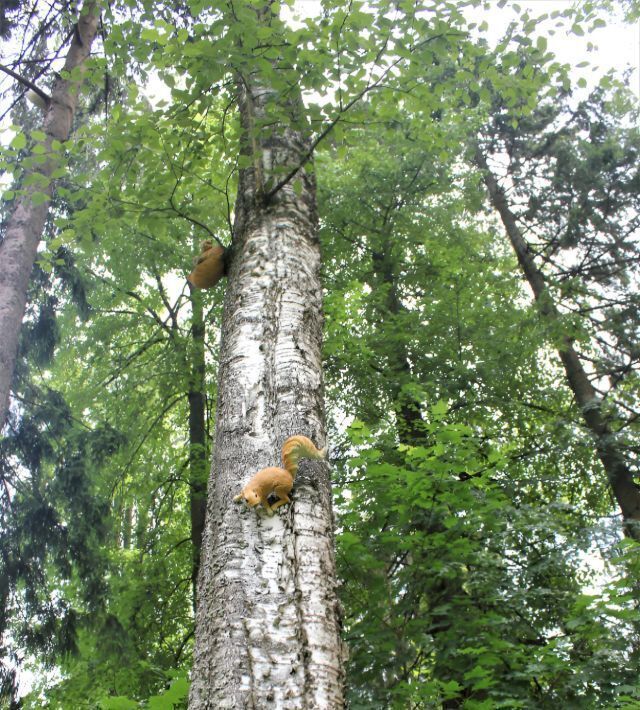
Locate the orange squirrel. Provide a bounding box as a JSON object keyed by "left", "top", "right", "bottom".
{"left": 234, "top": 435, "right": 327, "bottom": 514}
{"left": 188, "top": 240, "right": 226, "bottom": 289}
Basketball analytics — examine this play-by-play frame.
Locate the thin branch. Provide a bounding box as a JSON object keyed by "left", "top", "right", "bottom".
{"left": 0, "top": 62, "right": 50, "bottom": 105}
{"left": 264, "top": 31, "right": 463, "bottom": 201}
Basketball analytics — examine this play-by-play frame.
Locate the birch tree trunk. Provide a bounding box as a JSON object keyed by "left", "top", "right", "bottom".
{"left": 475, "top": 148, "right": 640, "bottom": 538}
{"left": 0, "top": 0, "right": 100, "bottom": 428}
{"left": 189, "top": 8, "right": 345, "bottom": 708}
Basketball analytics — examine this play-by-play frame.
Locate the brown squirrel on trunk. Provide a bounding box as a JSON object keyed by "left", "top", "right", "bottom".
{"left": 234, "top": 435, "right": 326, "bottom": 514}
{"left": 188, "top": 240, "right": 226, "bottom": 289}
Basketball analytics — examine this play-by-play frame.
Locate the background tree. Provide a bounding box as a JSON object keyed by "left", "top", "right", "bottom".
{"left": 1, "top": 40, "right": 234, "bottom": 703}
{"left": 319, "top": 102, "right": 640, "bottom": 706}
{"left": 0, "top": 0, "right": 100, "bottom": 427}
{"left": 474, "top": 64, "right": 640, "bottom": 537}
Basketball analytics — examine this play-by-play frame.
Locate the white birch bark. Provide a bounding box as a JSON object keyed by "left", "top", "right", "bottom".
{"left": 189, "top": 26, "right": 345, "bottom": 710}
{"left": 0, "top": 1, "right": 99, "bottom": 428}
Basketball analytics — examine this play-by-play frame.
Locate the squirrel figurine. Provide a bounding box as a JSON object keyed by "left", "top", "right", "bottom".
{"left": 188, "top": 240, "right": 226, "bottom": 289}
{"left": 234, "top": 435, "right": 326, "bottom": 515}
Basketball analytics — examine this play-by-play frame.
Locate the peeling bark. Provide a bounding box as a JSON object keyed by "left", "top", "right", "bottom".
{"left": 475, "top": 148, "right": 640, "bottom": 538}
{"left": 189, "top": 12, "right": 344, "bottom": 709}
{"left": 0, "top": 1, "right": 100, "bottom": 428}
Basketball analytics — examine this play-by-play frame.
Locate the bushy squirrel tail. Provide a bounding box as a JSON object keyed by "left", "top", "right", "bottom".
{"left": 188, "top": 242, "right": 226, "bottom": 289}
{"left": 282, "top": 435, "right": 326, "bottom": 478}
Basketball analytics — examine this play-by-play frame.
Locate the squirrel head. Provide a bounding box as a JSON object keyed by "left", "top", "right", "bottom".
{"left": 243, "top": 489, "right": 261, "bottom": 507}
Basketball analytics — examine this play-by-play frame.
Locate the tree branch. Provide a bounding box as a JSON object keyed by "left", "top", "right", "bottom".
{"left": 0, "top": 62, "right": 51, "bottom": 105}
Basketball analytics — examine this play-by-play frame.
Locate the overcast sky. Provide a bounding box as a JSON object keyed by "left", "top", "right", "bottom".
{"left": 289, "top": 0, "right": 640, "bottom": 97}
{"left": 473, "top": 1, "right": 639, "bottom": 96}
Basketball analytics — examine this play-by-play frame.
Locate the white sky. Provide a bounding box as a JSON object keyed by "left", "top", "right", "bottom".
{"left": 470, "top": 0, "right": 640, "bottom": 96}
{"left": 289, "top": 0, "right": 640, "bottom": 96}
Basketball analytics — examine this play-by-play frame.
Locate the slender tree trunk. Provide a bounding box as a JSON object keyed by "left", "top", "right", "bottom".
{"left": 189, "top": 7, "right": 344, "bottom": 708}
{"left": 188, "top": 284, "right": 208, "bottom": 603}
{"left": 0, "top": 0, "right": 100, "bottom": 429}
{"left": 475, "top": 148, "right": 640, "bottom": 538}
{"left": 122, "top": 504, "right": 133, "bottom": 550}
{"left": 371, "top": 244, "right": 481, "bottom": 706}
{"left": 371, "top": 245, "right": 424, "bottom": 443}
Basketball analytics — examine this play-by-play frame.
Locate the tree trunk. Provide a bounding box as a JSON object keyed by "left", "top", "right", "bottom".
{"left": 475, "top": 148, "right": 640, "bottom": 538}
{"left": 371, "top": 245, "right": 424, "bottom": 443}
{"left": 189, "top": 8, "right": 345, "bottom": 708}
{"left": 188, "top": 284, "right": 208, "bottom": 603}
{"left": 0, "top": 0, "right": 100, "bottom": 429}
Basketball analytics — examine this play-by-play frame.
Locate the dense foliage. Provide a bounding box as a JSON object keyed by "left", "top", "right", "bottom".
{"left": 1, "top": 0, "right": 638, "bottom": 707}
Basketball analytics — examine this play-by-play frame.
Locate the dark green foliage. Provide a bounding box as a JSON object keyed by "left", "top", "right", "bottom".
{"left": 0, "top": 252, "right": 118, "bottom": 679}
{"left": 0, "top": 384, "right": 121, "bottom": 707}
{"left": 337, "top": 424, "right": 640, "bottom": 707}
{"left": 0, "top": 0, "right": 23, "bottom": 39}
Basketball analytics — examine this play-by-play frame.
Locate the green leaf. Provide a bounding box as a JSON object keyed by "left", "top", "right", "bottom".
{"left": 141, "top": 27, "right": 161, "bottom": 41}
{"left": 431, "top": 400, "right": 449, "bottom": 418}
{"left": 10, "top": 132, "right": 27, "bottom": 149}
{"left": 99, "top": 697, "right": 138, "bottom": 710}
{"left": 30, "top": 190, "right": 50, "bottom": 206}
{"left": 59, "top": 229, "right": 76, "bottom": 243}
